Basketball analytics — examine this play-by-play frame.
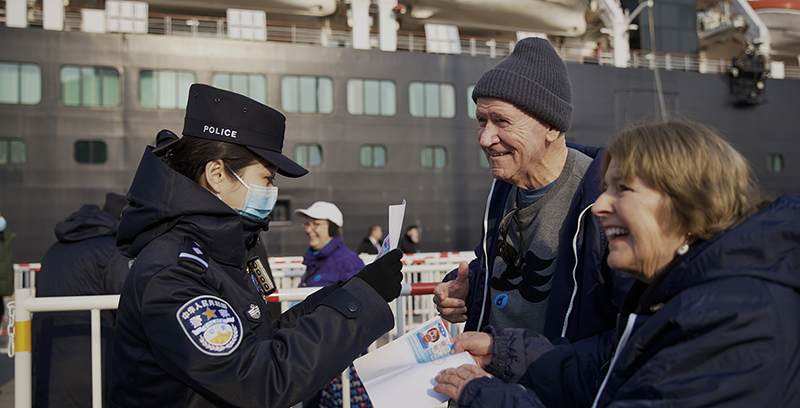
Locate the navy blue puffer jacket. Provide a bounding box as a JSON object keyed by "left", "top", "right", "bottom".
{"left": 459, "top": 194, "right": 800, "bottom": 408}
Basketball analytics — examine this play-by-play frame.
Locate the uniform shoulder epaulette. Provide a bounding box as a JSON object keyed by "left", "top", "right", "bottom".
{"left": 178, "top": 237, "right": 210, "bottom": 270}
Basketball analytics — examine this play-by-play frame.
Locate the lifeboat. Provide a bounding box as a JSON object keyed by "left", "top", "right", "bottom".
{"left": 748, "top": 0, "right": 800, "bottom": 55}
{"left": 396, "top": 0, "right": 588, "bottom": 37}
{"left": 142, "top": 0, "right": 338, "bottom": 16}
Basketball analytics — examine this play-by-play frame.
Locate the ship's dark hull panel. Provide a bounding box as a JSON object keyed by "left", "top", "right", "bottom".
{"left": 1, "top": 27, "right": 798, "bottom": 262}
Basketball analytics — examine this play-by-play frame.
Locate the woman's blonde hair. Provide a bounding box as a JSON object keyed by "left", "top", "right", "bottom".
{"left": 601, "top": 119, "right": 763, "bottom": 240}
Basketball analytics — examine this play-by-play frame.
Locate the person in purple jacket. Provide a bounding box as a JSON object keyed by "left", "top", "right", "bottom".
{"left": 296, "top": 201, "right": 365, "bottom": 288}
{"left": 296, "top": 201, "right": 374, "bottom": 408}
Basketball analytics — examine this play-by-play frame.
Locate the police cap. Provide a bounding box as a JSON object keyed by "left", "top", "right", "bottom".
{"left": 182, "top": 83, "right": 308, "bottom": 178}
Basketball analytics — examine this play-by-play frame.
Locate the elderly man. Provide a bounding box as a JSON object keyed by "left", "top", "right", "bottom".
{"left": 434, "top": 38, "right": 633, "bottom": 348}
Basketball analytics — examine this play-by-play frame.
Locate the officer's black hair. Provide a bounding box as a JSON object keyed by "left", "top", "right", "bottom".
{"left": 161, "top": 135, "right": 269, "bottom": 184}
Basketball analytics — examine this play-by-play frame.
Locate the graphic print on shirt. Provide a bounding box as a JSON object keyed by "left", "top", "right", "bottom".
{"left": 491, "top": 251, "right": 556, "bottom": 303}
{"left": 177, "top": 295, "right": 243, "bottom": 356}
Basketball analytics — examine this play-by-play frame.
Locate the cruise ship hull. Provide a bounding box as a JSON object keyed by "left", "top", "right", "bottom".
{"left": 1, "top": 26, "right": 798, "bottom": 262}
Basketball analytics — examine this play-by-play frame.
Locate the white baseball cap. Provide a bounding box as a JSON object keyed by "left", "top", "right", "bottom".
{"left": 294, "top": 201, "right": 344, "bottom": 227}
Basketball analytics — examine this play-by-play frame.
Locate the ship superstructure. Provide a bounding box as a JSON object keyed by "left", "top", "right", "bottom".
{"left": 1, "top": 0, "right": 798, "bottom": 261}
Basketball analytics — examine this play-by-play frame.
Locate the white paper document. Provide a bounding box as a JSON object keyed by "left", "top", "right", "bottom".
{"left": 376, "top": 200, "right": 406, "bottom": 258}
{"left": 354, "top": 317, "right": 477, "bottom": 408}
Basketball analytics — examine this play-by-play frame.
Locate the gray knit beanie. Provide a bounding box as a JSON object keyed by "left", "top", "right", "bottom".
{"left": 472, "top": 37, "right": 572, "bottom": 132}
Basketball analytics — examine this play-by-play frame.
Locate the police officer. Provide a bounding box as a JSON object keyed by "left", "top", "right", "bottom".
{"left": 108, "top": 84, "right": 404, "bottom": 408}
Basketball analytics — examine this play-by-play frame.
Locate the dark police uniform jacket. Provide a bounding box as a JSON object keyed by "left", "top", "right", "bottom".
{"left": 108, "top": 147, "right": 394, "bottom": 408}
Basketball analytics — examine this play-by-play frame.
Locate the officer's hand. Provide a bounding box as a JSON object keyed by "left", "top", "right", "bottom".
{"left": 354, "top": 249, "right": 404, "bottom": 302}
{"left": 433, "top": 261, "right": 470, "bottom": 323}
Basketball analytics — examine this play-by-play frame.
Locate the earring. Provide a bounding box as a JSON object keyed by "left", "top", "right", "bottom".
{"left": 677, "top": 233, "right": 690, "bottom": 256}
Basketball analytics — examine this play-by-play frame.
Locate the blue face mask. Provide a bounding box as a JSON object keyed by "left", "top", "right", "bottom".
{"left": 0, "top": 216, "right": 6, "bottom": 232}
{"left": 233, "top": 173, "right": 278, "bottom": 220}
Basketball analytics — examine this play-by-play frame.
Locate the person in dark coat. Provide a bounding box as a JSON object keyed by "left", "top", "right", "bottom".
{"left": 357, "top": 225, "right": 382, "bottom": 255}
{"left": 434, "top": 119, "right": 800, "bottom": 407}
{"left": 108, "top": 84, "right": 404, "bottom": 408}
{"left": 398, "top": 225, "right": 420, "bottom": 254}
{"left": 32, "top": 193, "right": 130, "bottom": 408}
{"left": 433, "top": 37, "right": 633, "bottom": 359}
{"left": 0, "top": 211, "right": 14, "bottom": 323}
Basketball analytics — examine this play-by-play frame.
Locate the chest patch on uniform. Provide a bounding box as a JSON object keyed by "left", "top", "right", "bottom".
{"left": 176, "top": 295, "right": 242, "bottom": 356}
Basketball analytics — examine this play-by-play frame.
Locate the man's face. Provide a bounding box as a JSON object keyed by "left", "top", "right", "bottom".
{"left": 371, "top": 226, "right": 383, "bottom": 240}
{"left": 407, "top": 228, "right": 419, "bottom": 243}
{"left": 475, "top": 97, "right": 558, "bottom": 189}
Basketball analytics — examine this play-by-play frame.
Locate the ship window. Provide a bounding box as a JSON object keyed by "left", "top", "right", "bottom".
{"left": 294, "top": 144, "right": 322, "bottom": 167}
{"left": 409, "top": 82, "right": 455, "bottom": 118}
{"left": 0, "top": 138, "right": 27, "bottom": 165}
{"left": 212, "top": 73, "right": 266, "bottom": 104}
{"left": 478, "top": 148, "right": 489, "bottom": 169}
{"left": 74, "top": 141, "right": 107, "bottom": 164}
{"left": 281, "top": 76, "right": 333, "bottom": 114}
{"left": 766, "top": 154, "right": 784, "bottom": 173}
{"left": 421, "top": 146, "right": 447, "bottom": 168}
{"left": 360, "top": 145, "right": 387, "bottom": 168}
{"left": 270, "top": 199, "right": 291, "bottom": 223}
{"left": 0, "top": 62, "right": 41, "bottom": 105}
{"left": 139, "top": 70, "right": 196, "bottom": 109}
{"left": 60, "top": 66, "right": 121, "bottom": 107}
{"left": 347, "top": 79, "right": 396, "bottom": 116}
{"left": 467, "top": 85, "right": 477, "bottom": 119}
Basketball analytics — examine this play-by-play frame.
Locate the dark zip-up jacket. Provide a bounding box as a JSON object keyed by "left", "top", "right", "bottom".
{"left": 33, "top": 204, "right": 130, "bottom": 408}
{"left": 444, "top": 143, "right": 633, "bottom": 347}
{"left": 457, "top": 194, "right": 800, "bottom": 408}
{"left": 108, "top": 147, "right": 394, "bottom": 408}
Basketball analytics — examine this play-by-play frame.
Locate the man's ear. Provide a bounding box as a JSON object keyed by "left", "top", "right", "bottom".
{"left": 203, "top": 159, "right": 226, "bottom": 193}
{"left": 545, "top": 127, "right": 562, "bottom": 143}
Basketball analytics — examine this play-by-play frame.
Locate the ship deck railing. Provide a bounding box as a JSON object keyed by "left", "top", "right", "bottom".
{"left": 7, "top": 252, "right": 471, "bottom": 408}
{"left": 3, "top": 4, "right": 798, "bottom": 80}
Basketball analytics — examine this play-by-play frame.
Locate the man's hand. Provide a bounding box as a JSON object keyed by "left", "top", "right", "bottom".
{"left": 452, "top": 332, "right": 493, "bottom": 368}
{"left": 433, "top": 261, "right": 470, "bottom": 323}
{"left": 433, "top": 364, "right": 492, "bottom": 404}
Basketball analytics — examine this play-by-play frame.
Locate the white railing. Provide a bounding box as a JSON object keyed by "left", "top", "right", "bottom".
{"left": 9, "top": 252, "right": 473, "bottom": 408}
{"left": 10, "top": 289, "right": 118, "bottom": 408}
{"left": 10, "top": 4, "right": 798, "bottom": 80}
{"left": 272, "top": 251, "right": 474, "bottom": 333}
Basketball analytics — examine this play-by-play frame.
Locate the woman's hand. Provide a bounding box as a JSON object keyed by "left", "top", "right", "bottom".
{"left": 452, "top": 331, "right": 493, "bottom": 368}
{"left": 433, "top": 364, "right": 493, "bottom": 403}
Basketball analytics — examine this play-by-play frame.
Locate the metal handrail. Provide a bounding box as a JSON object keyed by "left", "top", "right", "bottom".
{"left": 10, "top": 278, "right": 452, "bottom": 408}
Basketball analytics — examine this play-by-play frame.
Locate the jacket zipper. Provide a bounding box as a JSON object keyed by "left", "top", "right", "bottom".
{"left": 561, "top": 204, "right": 593, "bottom": 337}
{"left": 476, "top": 179, "right": 498, "bottom": 330}
{"left": 590, "top": 313, "right": 638, "bottom": 408}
